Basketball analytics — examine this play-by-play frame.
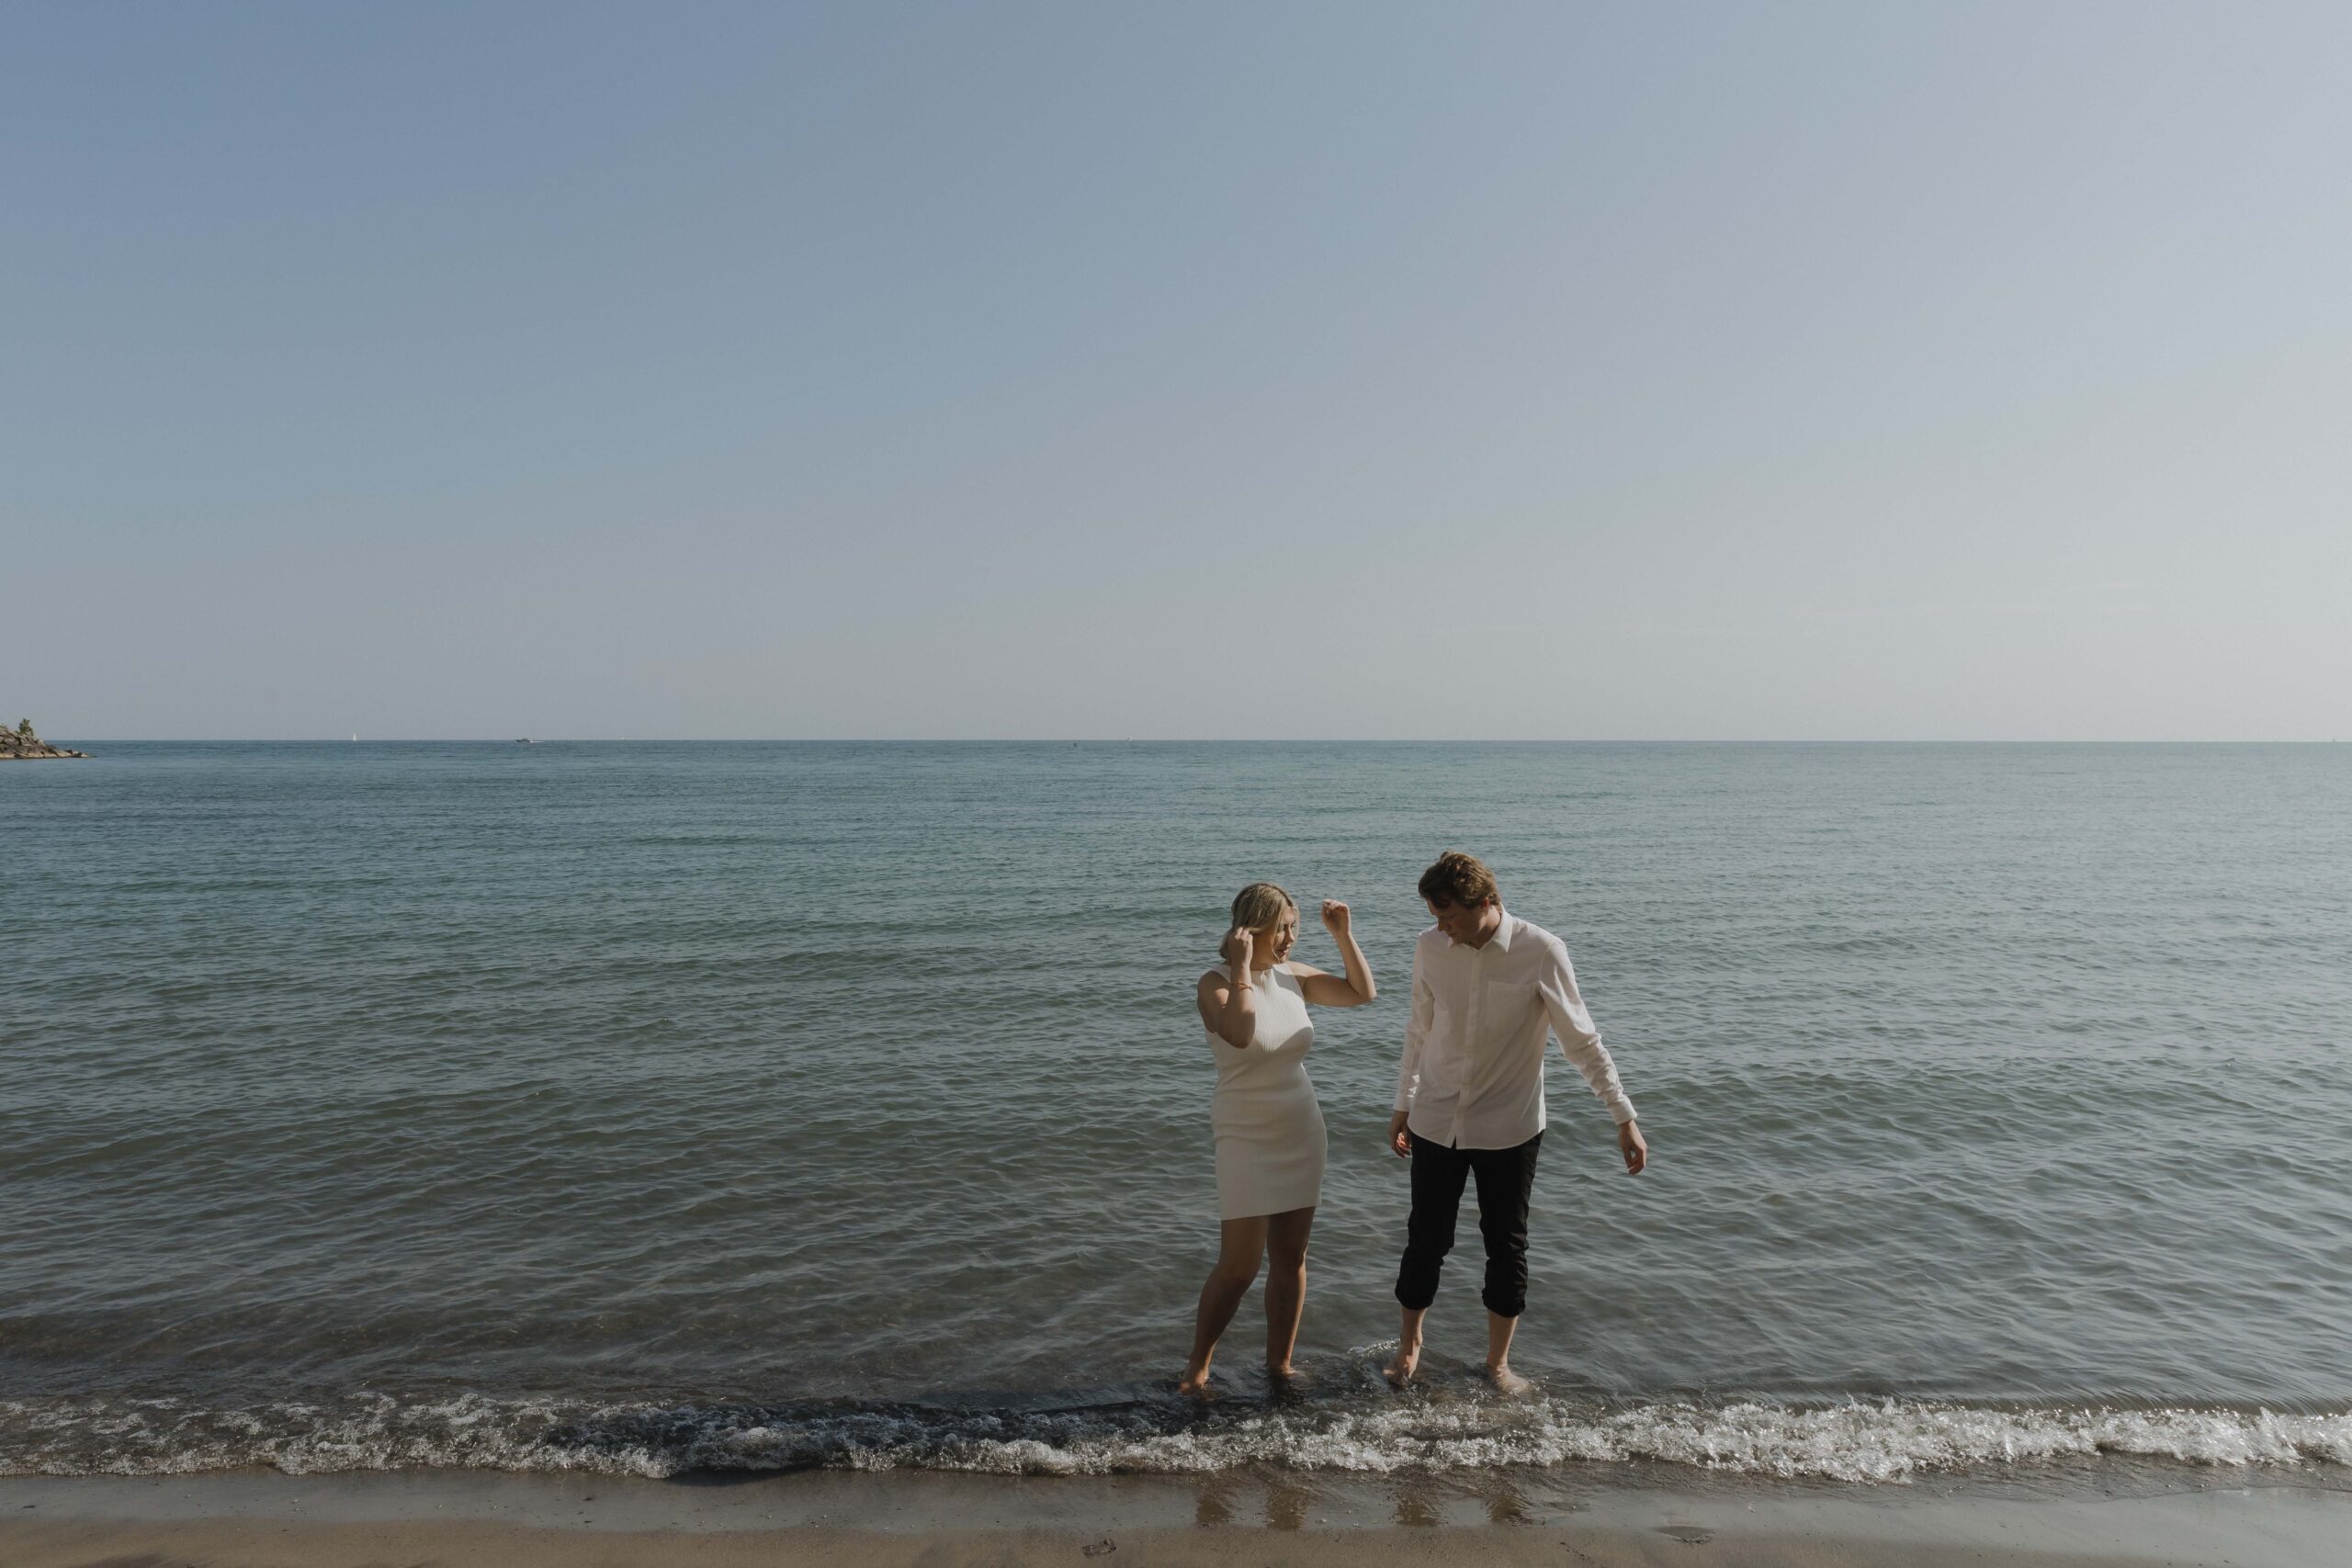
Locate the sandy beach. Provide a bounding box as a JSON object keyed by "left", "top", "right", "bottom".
{"left": 3, "top": 1466, "right": 2346, "bottom": 1568}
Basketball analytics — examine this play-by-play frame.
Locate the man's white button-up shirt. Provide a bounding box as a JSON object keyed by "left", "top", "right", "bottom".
{"left": 1394, "top": 909, "right": 1636, "bottom": 1148}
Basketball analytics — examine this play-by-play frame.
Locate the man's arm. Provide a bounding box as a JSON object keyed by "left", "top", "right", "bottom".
{"left": 1388, "top": 946, "right": 1432, "bottom": 1157}
{"left": 1536, "top": 938, "right": 1646, "bottom": 1172}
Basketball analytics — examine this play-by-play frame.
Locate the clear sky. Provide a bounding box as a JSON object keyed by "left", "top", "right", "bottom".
{"left": 6, "top": 2, "right": 2346, "bottom": 739}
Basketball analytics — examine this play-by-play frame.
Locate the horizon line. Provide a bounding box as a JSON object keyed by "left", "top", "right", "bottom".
{"left": 40, "top": 737, "right": 2350, "bottom": 747}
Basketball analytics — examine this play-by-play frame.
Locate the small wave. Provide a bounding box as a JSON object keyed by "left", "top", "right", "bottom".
{"left": 4, "top": 1389, "right": 2348, "bottom": 1484}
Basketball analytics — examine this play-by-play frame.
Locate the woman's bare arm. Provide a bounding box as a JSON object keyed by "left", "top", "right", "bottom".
{"left": 1291, "top": 898, "right": 1376, "bottom": 1006}
{"left": 1197, "top": 926, "right": 1261, "bottom": 1047}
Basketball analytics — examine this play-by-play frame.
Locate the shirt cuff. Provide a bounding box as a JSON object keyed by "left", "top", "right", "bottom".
{"left": 1608, "top": 1096, "right": 1637, "bottom": 1125}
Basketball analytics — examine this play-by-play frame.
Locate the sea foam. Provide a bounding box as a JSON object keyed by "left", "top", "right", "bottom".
{"left": 4, "top": 1391, "right": 2346, "bottom": 1484}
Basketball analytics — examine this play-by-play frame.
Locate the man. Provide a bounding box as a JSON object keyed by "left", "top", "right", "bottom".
{"left": 1385, "top": 850, "right": 1648, "bottom": 1393}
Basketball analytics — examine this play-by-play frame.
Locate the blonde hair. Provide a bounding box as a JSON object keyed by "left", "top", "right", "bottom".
{"left": 1229, "top": 881, "right": 1297, "bottom": 933}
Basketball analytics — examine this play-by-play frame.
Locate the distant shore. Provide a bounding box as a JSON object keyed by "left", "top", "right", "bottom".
{"left": 0, "top": 727, "right": 84, "bottom": 759}
{"left": 2, "top": 1466, "right": 2344, "bottom": 1568}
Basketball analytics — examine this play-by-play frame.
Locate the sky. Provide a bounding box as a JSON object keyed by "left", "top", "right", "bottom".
{"left": 4, "top": 2, "right": 2346, "bottom": 740}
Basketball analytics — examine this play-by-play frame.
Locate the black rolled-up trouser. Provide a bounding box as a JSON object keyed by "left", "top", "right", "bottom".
{"left": 1394, "top": 1128, "right": 1544, "bottom": 1318}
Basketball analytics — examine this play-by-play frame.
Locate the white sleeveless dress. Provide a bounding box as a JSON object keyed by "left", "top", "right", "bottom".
{"left": 1206, "top": 964, "right": 1329, "bottom": 1220}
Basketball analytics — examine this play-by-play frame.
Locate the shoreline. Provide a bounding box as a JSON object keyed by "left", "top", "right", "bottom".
{"left": 6, "top": 1382, "right": 2344, "bottom": 1483}
{"left": 3, "top": 1466, "right": 2346, "bottom": 1566}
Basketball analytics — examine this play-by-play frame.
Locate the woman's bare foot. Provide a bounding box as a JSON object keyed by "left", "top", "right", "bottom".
{"left": 1177, "top": 1364, "right": 1215, "bottom": 1398}
{"left": 1382, "top": 1340, "right": 1421, "bottom": 1389}
{"left": 1485, "top": 1361, "right": 1532, "bottom": 1396}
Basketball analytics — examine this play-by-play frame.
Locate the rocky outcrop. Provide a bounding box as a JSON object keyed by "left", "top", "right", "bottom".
{"left": 1, "top": 720, "right": 85, "bottom": 759}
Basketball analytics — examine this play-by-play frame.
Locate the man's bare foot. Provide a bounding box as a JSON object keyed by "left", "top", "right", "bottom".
{"left": 1485, "top": 1361, "right": 1532, "bottom": 1396}
{"left": 1176, "top": 1365, "right": 1215, "bottom": 1398}
{"left": 1383, "top": 1341, "right": 1421, "bottom": 1389}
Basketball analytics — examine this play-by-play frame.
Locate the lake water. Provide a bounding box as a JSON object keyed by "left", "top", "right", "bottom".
{"left": 5, "top": 741, "right": 2348, "bottom": 1482}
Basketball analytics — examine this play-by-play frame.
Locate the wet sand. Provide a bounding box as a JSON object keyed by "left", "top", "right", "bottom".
{"left": 2, "top": 1465, "right": 2346, "bottom": 1568}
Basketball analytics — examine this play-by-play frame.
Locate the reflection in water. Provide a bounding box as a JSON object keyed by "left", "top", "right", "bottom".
{"left": 1391, "top": 1473, "right": 1442, "bottom": 1527}
{"left": 1482, "top": 1473, "right": 1532, "bottom": 1525}
{"left": 1384, "top": 1471, "right": 1536, "bottom": 1529}
{"left": 1190, "top": 1472, "right": 1326, "bottom": 1530}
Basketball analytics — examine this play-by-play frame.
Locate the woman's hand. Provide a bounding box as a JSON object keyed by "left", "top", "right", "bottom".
{"left": 1294, "top": 897, "right": 1376, "bottom": 1007}
{"left": 1220, "top": 925, "right": 1257, "bottom": 976}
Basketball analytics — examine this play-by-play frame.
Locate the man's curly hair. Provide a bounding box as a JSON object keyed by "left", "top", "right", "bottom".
{"left": 1417, "top": 850, "right": 1498, "bottom": 908}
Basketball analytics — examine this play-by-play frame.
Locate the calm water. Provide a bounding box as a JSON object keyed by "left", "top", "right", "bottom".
{"left": 5, "top": 742, "right": 2349, "bottom": 1481}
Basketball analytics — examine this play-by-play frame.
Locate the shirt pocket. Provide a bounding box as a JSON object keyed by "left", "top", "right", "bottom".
{"left": 1481, "top": 979, "right": 1539, "bottom": 1046}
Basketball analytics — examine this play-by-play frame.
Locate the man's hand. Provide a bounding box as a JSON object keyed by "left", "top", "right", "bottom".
{"left": 1320, "top": 897, "right": 1351, "bottom": 935}
{"left": 1618, "top": 1119, "right": 1648, "bottom": 1175}
{"left": 1387, "top": 1110, "right": 1412, "bottom": 1159}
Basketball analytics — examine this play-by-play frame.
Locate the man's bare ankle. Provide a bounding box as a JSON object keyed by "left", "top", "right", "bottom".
{"left": 1484, "top": 1361, "right": 1532, "bottom": 1395}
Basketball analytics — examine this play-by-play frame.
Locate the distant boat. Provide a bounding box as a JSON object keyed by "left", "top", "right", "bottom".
{"left": 516, "top": 738, "right": 532, "bottom": 744}
{"left": 350, "top": 734, "right": 358, "bottom": 742}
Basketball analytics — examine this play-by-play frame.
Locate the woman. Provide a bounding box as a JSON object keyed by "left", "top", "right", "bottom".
{"left": 1178, "top": 881, "right": 1377, "bottom": 1394}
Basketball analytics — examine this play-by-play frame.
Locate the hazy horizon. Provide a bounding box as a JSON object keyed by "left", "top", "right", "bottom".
{"left": 7, "top": 4, "right": 2348, "bottom": 742}
{"left": 37, "top": 737, "right": 2352, "bottom": 748}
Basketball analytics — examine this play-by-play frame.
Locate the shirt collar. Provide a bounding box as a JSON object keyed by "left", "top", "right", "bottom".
{"left": 1446, "top": 906, "right": 1515, "bottom": 952}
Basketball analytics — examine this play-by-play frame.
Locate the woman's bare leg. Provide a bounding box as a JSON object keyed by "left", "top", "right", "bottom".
{"left": 1261, "top": 1206, "right": 1315, "bottom": 1378}
{"left": 1179, "top": 1216, "right": 1267, "bottom": 1395}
